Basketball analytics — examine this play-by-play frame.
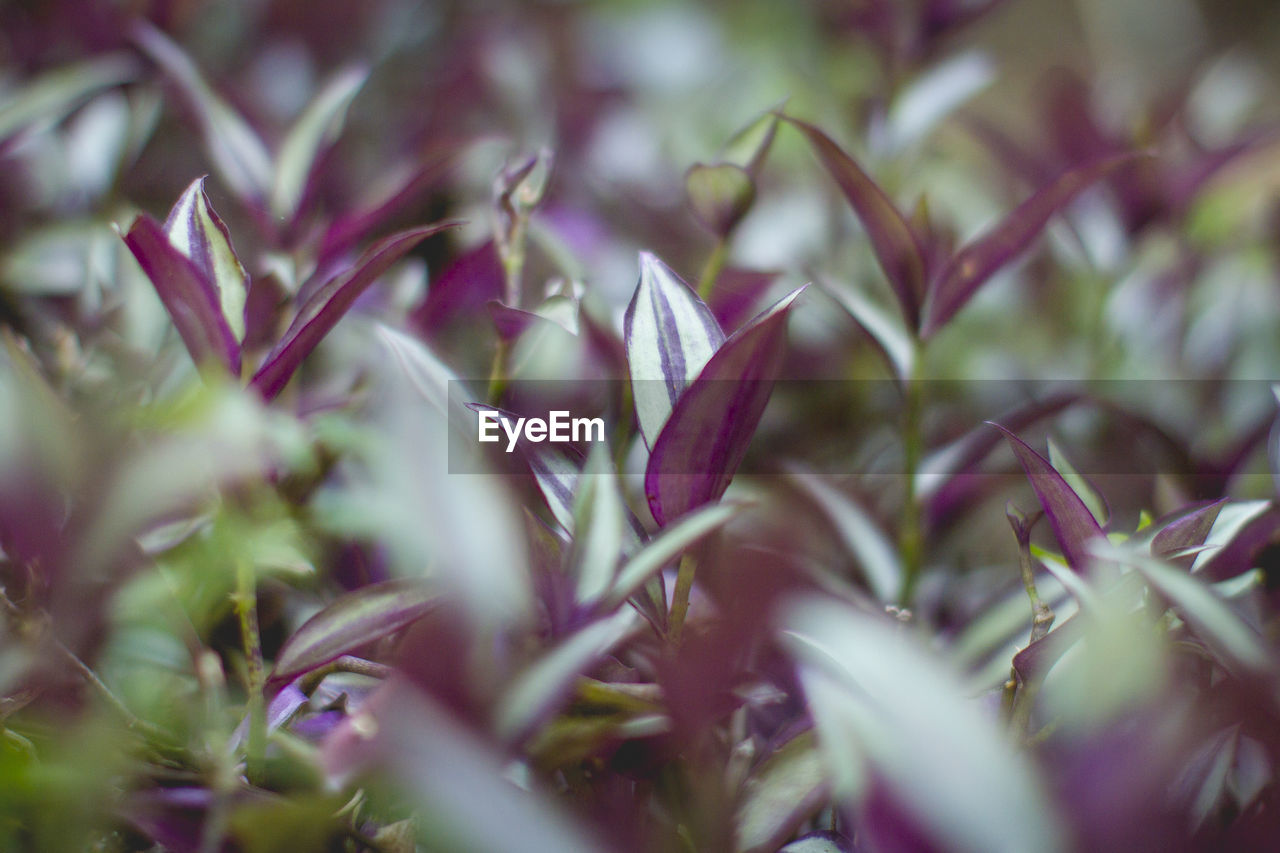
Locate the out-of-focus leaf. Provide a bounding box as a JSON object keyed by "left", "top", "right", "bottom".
{"left": 1117, "top": 548, "right": 1273, "bottom": 678}
{"left": 1047, "top": 437, "right": 1109, "bottom": 527}
{"left": 323, "top": 682, "right": 607, "bottom": 853}
{"left": 495, "top": 607, "right": 639, "bottom": 742}
{"left": 781, "top": 595, "right": 1064, "bottom": 853}
{"left": 922, "top": 152, "right": 1144, "bottom": 336}
{"left": 271, "top": 580, "right": 438, "bottom": 681}
{"left": 991, "top": 424, "right": 1105, "bottom": 573}
{"left": 1191, "top": 500, "right": 1271, "bottom": 574}
{"left": 735, "top": 731, "right": 829, "bottom": 853}
{"left": 882, "top": 50, "right": 995, "bottom": 152}
{"left": 645, "top": 288, "right": 802, "bottom": 524}
{"left": 251, "top": 222, "right": 458, "bottom": 399}
{"left": 722, "top": 105, "right": 781, "bottom": 176}
{"left": 121, "top": 214, "right": 242, "bottom": 374}
{"left": 567, "top": 444, "right": 625, "bottom": 605}
{"left": 270, "top": 64, "right": 369, "bottom": 221}
{"left": 1151, "top": 499, "right": 1227, "bottom": 560}
{"left": 163, "top": 176, "right": 249, "bottom": 342}
{"left": 0, "top": 53, "right": 138, "bottom": 144}
{"left": 607, "top": 501, "right": 744, "bottom": 606}
{"left": 686, "top": 163, "right": 756, "bottom": 236}
{"left": 784, "top": 116, "right": 926, "bottom": 329}
{"left": 132, "top": 22, "right": 273, "bottom": 204}
{"left": 777, "top": 832, "right": 850, "bottom": 853}
{"left": 785, "top": 466, "right": 901, "bottom": 602}
{"left": 820, "top": 278, "right": 914, "bottom": 380}
{"left": 3, "top": 222, "right": 114, "bottom": 295}
{"left": 624, "top": 252, "right": 725, "bottom": 449}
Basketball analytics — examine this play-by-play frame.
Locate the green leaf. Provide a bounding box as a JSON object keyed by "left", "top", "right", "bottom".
{"left": 0, "top": 53, "right": 138, "bottom": 143}
{"left": 735, "top": 731, "right": 829, "bottom": 853}
{"left": 1047, "top": 437, "right": 1108, "bottom": 527}
{"left": 567, "top": 443, "right": 625, "bottom": 605}
{"left": 686, "top": 163, "right": 755, "bottom": 236}
{"left": 781, "top": 595, "right": 1065, "bottom": 853}
{"left": 270, "top": 64, "right": 369, "bottom": 221}
{"left": 495, "top": 608, "right": 639, "bottom": 742}
{"left": 607, "top": 502, "right": 744, "bottom": 607}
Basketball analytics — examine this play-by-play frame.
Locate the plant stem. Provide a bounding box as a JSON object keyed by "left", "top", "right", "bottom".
{"left": 235, "top": 560, "right": 266, "bottom": 786}
{"left": 696, "top": 238, "right": 729, "bottom": 301}
{"left": 897, "top": 340, "right": 925, "bottom": 605}
{"left": 668, "top": 553, "right": 698, "bottom": 644}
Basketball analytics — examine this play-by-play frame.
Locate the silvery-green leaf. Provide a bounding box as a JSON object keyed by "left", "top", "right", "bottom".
{"left": 163, "top": 176, "right": 249, "bottom": 341}
{"left": 735, "top": 731, "right": 829, "bottom": 853}
{"left": 781, "top": 595, "right": 1065, "bottom": 853}
{"left": 607, "top": 501, "right": 743, "bottom": 606}
{"left": 0, "top": 53, "right": 138, "bottom": 143}
{"left": 1191, "top": 500, "right": 1271, "bottom": 574}
{"left": 495, "top": 607, "right": 639, "bottom": 742}
{"left": 881, "top": 51, "right": 995, "bottom": 152}
{"left": 270, "top": 64, "right": 369, "bottom": 221}
{"left": 820, "top": 278, "right": 914, "bottom": 381}
{"left": 568, "top": 443, "right": 625, "bottom": 605}
{"left": 624, "top": 252, "right": 725, "bottom": 449}
{"left": 132, "top": 22, "right": 272, "bottom": 204}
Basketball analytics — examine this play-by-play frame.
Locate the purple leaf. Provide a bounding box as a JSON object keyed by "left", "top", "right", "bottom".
{"left": 922, "top": 152, "right": 1145, "bottom": 337}
{"left": 122, "top": 214, "right": 242, "bottom": 375}
{"left": 251, "top": 222, "right": 458, "bottom": 399}
{"left": 411, "top": 240, "right": 503, "bottom": 337}
{"left": 989, "top": 423, "right": 1105, "bottom": 573}
{"left": 785, "top": 116, "right": 927, "bottom": 329}
{"left": 488, "top": 299, "right": 549, "bottom": 343}
{"left": 270, "top": 579, "right": 438, "bottom": 681}
{"left": 162, "top": 176, "right": 249, "bottom": 342}
{"left": 1151, "top": 499, "right": 1228, "bottom": 562}
{"left": 645, "top": 288, "right": 803, "bottom": 525}
{"left": 624, "top": 252, "right": 726, "bottom": 449}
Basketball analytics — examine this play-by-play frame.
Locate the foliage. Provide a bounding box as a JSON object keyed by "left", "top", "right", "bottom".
{"left": 3, "top": 1, "right": 1280, "bottom": 851}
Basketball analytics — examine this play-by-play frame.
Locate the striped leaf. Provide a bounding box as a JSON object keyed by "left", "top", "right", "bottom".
{"left": 163, "top": 177, "right": 249, "bottom": 342}
{"left": 624, "top": 252, "right": 725, "bottom": 449}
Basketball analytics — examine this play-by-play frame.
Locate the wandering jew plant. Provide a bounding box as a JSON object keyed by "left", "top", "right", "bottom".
{"left": 3, "top": 1, "right": 1280, "bottom": 851}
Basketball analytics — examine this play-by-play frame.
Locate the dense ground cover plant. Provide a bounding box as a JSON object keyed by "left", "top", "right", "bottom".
{"left": 4, "top": 1, "right": 1280, "bottom": 850}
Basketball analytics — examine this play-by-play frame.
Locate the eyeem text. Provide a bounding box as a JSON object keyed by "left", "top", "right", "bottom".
{"left": 478, "top": 410, "right": 605, "bottom": 452}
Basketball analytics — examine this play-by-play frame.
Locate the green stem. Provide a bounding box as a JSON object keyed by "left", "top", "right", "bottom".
{"left": 668, "top": 553, "right": 698, "bottom": 644}
{"left": 235, "top": 560, "right": 266, "bottom": 786}
{"left": 696, "top": 238, "right": 729, "bottom": 301}
{"left": 897, "top": 340, "right": 926, "bottom": 605}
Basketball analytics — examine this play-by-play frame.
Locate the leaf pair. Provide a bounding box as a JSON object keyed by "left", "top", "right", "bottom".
{"left": 123, "top": 176, "right": 456, "bottom": 395}
{"left": 787, "top": 115, "right": 1144, "bottom": 337}
{"left": 624, "top": 253, "right": 804, "bottom": 524}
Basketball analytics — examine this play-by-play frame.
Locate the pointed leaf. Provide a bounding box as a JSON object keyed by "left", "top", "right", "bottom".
{"left": 624, "top": 252, "right": 725, "bottom": 449}
{"left": 644, "top": 288, "right": 802, "bottom": 524}
{"left": 685, "top": 163, "right": 756, "bottom": 236}
{"left": 0, "top": 53, "right": 139, "bottom": 144}
{"left": 495, "top": 608, "right": 639, "bottom": 741}
{"left": 1047, "top": 437, "right": 1108, "bottom": 526}
{"left": 990, "top": 424, "right": 1104, "bottom": 573}
{"left": 781, "top": 596, "right": 1066, "bottom": 853}
{"left": 1116, "top": 549, "right": 1273, "bottom": 677}
{"left": 163, "top": 176, "right": 249, "bottom": 341}
{"left": 923, "top": 152, "right": 1144, "bottom": 336}
{"left": 251, "top": 222, "right": 458, "bottom": 399}
{"left": 820, "top": 278, "right": 914, "bottom": 381}
{"left": 122, "top": 214, "right": 241, "bottom": 374}
{"left": 1151, "top": 499, "right": 1227, "bottom": 561}
{"left": 736, "top": 731, "right": 830, "bottom": 853}
{"left": 567, "top": 443, "right": 625, "bottom": 605}
{"left": 784, "top": 116, "right": 926, "bottom": 328}
{"left": 270, "top": 64, "right": 369, "bottom": 221}
{"left": 132, "top": 22, "right": 273, "bottom": 204}
{"left": 271, "top": 580, "right": 438, "bottom": 681}
{"left": 607, "top": 501, "right": 743, "bottom": 606}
